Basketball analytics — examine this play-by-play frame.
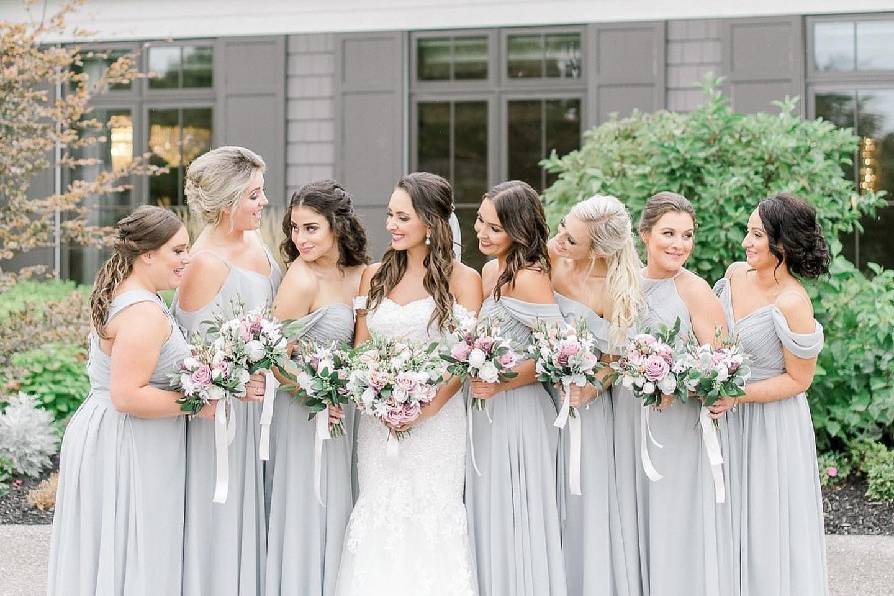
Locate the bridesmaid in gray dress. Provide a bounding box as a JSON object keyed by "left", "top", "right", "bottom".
{"left": 548, "top": 195, "right": 642, "bottom": 596}
{"left": 467, "top": 180, "right": 566, "bottom": 596}
{"left": 710, "top": 193, "right": 830, "bottom": 596}
{"left": 173, "top": 147, "right": 282, "bottom": 596}
{"left": 613, "top": 192, "right": 734, "bottom": 596}
{"left": 265, "top": 180, "right": 368, "bottom": 595}
{"left": 48, "top": 206, "right": 200, "bottom": 595}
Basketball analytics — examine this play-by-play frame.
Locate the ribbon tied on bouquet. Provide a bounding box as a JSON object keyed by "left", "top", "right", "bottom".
{"left": 554, "top": 377, "right": 583, "bottom": 496}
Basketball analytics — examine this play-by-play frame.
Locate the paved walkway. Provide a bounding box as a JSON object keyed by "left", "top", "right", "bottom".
{"left": 1, "top": 525, "right": 892, "bottom": 595}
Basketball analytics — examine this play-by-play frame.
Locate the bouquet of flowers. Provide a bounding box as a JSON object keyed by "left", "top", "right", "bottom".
{"left": 346, "top": 336, "right": 447, "bottom": 444}
{"left": 610, "top": 318, "right": 688, "bottom": 407}
{"left": 679, "top": 330, "right": 750, "bottom": 406}
{"left": 441, "top": 313, "right": 520, "bottom": 412}
{"left": 289, "top": 339, "right": 353, "bottom": 437}
{"left": 172, "top": 337, "right": 251, "bottom": 416}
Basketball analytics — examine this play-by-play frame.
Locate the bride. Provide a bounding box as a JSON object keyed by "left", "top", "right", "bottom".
{"left": 335, "top": 172, "right": 482, "bottom": 596}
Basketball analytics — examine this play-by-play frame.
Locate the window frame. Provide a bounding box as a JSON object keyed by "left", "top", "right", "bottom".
{"left": 410, "top": 30, "right": 498, "bottom": 92}
{"left": 142, "top": 39, "right": 217, "bottom": 98}
{"left": 499, "top": 25, "right": 588, "bottom": 90}
{"left": 807, "top": 13, "right": 894, "bottom": 85}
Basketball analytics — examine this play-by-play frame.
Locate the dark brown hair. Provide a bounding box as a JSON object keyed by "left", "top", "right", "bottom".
{"left": 280, "top": 179, "right": 370, "bottom": 269}
{"left": 485, "top": 180, "right": 551, "bottom": 300}
{"left": 757, "top": 193, "right": 830, "bottom": 279}
{"left": 637, "top": 191, "right": 697, "bottom": 235}
{"left": 367, "top": 172, "right": 456, "bottom": 332}
{"left": 90, "top": 205, "right": 183, "bottom": 338}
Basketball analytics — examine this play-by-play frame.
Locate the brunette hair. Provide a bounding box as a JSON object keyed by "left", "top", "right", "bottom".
{"left": 757, "top": 193, "right": 830, "bottom": 278}
{"left": 637, "top": 191, "right": 697, "bottom": 235}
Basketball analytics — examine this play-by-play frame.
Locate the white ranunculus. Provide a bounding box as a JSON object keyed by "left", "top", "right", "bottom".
{"left": 296, "top": 371, "right": 313, "bottom": 392}
{"left": 468, "top": 348, "right": 486, "bottom": 369}
{"left": 478, "top": 361, "right": 499, "bottom": 383}
{"left": 183, "top": 356, "right": 200, "bottom": 370}
{"left": 245, "top": 340, "right": 266, "bottom": 362}
{"left": 236, "top": 368, "right": 251, "bottom": 385}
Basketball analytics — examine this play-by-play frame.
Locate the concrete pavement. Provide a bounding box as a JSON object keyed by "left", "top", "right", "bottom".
{"left": 1, "top": 525, "right": 892, "bottom": 595}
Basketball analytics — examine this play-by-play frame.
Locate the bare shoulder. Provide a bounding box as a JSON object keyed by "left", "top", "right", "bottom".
{"left": 359, "top": 262, "right": 383, "bottom": 293}
{"left": 179, "top": 251, "right": 229, "bottom": 310}
{"left": 450, "top": 261, "right": 481, "bottom": 286}
{"left": 675, "top": 269, "right": 714, "bottom": 301}
{"left": 281, "top": 259, "right": 319, "bottom": 292}
{"left": 109, "top": 301, "right": 169, "bottom": 343}
{"left": 775, "top": 284, "right": 815, "bottom": 333}
{"left": 725, "top": 261, "right": 748, "bottom": 281}
{"left": 507, "top": 268, "right": 554, "bottom": 304}
{"left": 450, "top": 261, "right": 483, "bottom": 310}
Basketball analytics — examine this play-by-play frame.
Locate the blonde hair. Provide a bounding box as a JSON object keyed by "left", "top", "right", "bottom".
{"left": 570, "top": 195, "right": 642, "bottom": 344}
{"left": 90, "top": 206, "right": 184, "bottom": 338}
{"left": 184, "top": 146, "right": 266, "bottom": 225}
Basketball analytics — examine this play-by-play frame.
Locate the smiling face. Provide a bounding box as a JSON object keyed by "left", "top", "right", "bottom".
{"left": 474, "top": 198, "right": 512, "bottom": 258}
{"left": 640, "top": 210, "right": 694, "bottom": 272}
{"left": 230, "top": 170, "right": 268, "bottom": 231}
{"left": 552, "top": 213, "right": 592, "bottom": 261}
{"left": 290, "top": 205, "right": 337, "bottom": 263}
{"left": 742, "top": 208, "right": 775, "bottom": 270}
{"left": 145, "top": 225, "right": 190, "bottom": 290}
{"left": 385, "top": 187, "right": 427, "bottom": 251}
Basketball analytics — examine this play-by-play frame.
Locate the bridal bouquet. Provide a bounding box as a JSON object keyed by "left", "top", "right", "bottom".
{"left": 346, "top": 336, "right": 447, "bottom": 442}
{"left": 610, "top": 318, "right": 688, "bottom": 407}
{"left": 172, "top": 337, "right": 251, "bottom": 416}
{"left": 441, "top": 313, "right": 520, "bottom": 412}
{"left": 679, "top": 330, "right": 751, "bottom": 406}
{"left": 289, "top": 339, "right": 353, "bottom": 437}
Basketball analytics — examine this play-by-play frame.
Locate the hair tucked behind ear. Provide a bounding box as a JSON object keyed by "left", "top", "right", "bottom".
{"left": 367, "top": 172, "right": 456, "bottom": 332}
{"left": 90, "top": 206, "right": 183, "bottom": 338}
{"left": 570, "top": 195, "right": 643, "bottom": 345}
{"left": 485, "top": 180, "right": 551, "bottom": 301}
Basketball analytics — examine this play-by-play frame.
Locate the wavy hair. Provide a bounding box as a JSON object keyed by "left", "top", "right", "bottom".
{"left": 570, "top": 195, "right": 643, "bottom": 344}
{"left": 757, "top": 193, "right": 830, "bottom": 279}
{"left": 367, "top": 172, "right": 456, "bottom": 332}
{"left": 184, "top": 146, "right": 266, "bottom": 225}
{"left": 486, "top": 180, "right": 551, "bottom": 300}
{"left": 90, "top": 206, "right": 183, "bottom": 338}
{"left": 280, "top": 179, "right": 370, "bottom": 269}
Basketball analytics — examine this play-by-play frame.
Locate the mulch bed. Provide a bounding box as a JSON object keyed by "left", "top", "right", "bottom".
{"left": 2, "top": 462, "right": 893, "bottom": 533}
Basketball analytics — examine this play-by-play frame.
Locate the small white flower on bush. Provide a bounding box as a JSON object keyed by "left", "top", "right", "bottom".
{"left": 0, "top": 393, "right": 60, "bottom": 477}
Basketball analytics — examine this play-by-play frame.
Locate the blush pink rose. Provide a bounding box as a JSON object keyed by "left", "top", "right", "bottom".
{"left": 643, "top": 354, "right": 670, "bottom": 382}
{"left": 191, "top": 365, "right": 212, "bottom": 386}
{"left": 451, "top": 342, "right": 472, "bottom": 362}
{"left": 497, "top": 352, "right": 518, "bottom": 370}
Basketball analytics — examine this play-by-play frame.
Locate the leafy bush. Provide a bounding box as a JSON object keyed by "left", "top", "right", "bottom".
{"left": 817, "top": 450, "right": 852, "bottom": 487}
{"left": 541, "top": 78, "right": 892, "bottom": 448}
{"left": 0, "top": 455, "right": 12, "bottom": 498}
{"left": 0, "top": 279, "right": 89, "bottom": 321}
{"left": 848, "top": 440, "right": 894, "bottom": 503}
{"left": 7, "top": 344, "right": 89, "bottom": 420}
{"left": 0, "top": 393, "right": 60, "bottom": 477}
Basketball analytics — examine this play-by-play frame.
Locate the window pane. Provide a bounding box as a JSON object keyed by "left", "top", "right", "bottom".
{"left": 418, "top": 38, "right": 451, "bottom": 80}
{"left": 182, "top": 108, "right": 213, "bottom": 167}
{"left": 854, "top": 205, "right": 894, "bottom": 269}
{"left": 857, "top": 21, "right": 894, "bottom": 71}
{"left": 182, "top": 46, "right": 214, "bottom": 88}
{"left": 72, "top": 49, "right": 133, "bottom": 93}
{"left": 453, "top": 37, "right": 488, "bottom": 80}
{"left": 814, "top": 22, "right": 855, "bottom": 72}
{"left": 148, "top": 46, "right": 180, "bottom": 88}
{"left": 453, "top": 102, "right": 488, "bottom": 206}
{"left": 857, "top": 90, "right": 894, "bottom": 195}
{"left": 544, "top": 99, "right": 580, "bottom": 187}
{"left": 417, "top": 102, "right": 451, "bottom": 178}
{"left": 455, "top": 205, "right": 483, "bottom": 270}
{"left": 148, "top": 108, "right": 181, "bottom": 206}
{"left": 508, "top": 35, "right": 543, "bottom": 79}
{"left": 545, "top": 33, "right": 581, "bottom": 79}
{"left": 508, "top": 100, "right": 544, "bottom": 188}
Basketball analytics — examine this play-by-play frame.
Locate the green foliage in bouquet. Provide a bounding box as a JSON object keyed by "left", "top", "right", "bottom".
{"left": 8, "top": 344, "right": 89, "bottom": 421}
{"left": 540, "top": 76, "right": 893, "bottom": 449}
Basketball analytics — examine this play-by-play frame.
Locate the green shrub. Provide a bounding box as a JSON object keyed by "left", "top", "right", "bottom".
{"left": 540, "top": 78, "right": 891, "bottom": 448}
{"left": 0, "top": 279, "right": 89, "bottom": 321}
{"left": 849, "top": 440, "right": 894, "bottom": 503}
{"left": 817, "top": 450, "right": 852, "bottom": 487}
{"left": 0, "top": 455, "right": 12, "bottom": 498}
{"left": 8, "top": 343, "right": 89, "bottom": 420}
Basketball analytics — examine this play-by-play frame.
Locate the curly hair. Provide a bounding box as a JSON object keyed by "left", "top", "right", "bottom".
{"left": 90, "top": 206, "right": 183, "bottom": 338}
{"left": 367, "top": 172, "right": 456, "bottom": 332}
{"left": 485, "top": 180, "right": 551, "bottom": 301}
{"left": 280, "top": 180, "right": 370, "bottom": 269}
{"left": 757, "top": 193, "right": 830, "bottom": 279}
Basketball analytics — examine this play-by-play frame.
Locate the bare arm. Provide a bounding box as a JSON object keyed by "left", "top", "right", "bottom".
{"left": 352, "top": 263, "right": 380, "bottom": 347}
{"left": 676, "top": 272, "right": 728, "bottom": 346}
{"left": 177, "top": 252, "right": 230, "bottom": 312}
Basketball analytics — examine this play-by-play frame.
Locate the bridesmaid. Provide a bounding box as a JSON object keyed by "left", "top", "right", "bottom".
{"left": 548, "top": 195, "right": 642, "bottom": 596}
{"left": 265, "top": 180, "right": 369, "bottom": 595}
{"left": 48, "top": 206, "right": 200, "bottom": 595}
{"left": 612, "top": 191, "right": 733, "bottom": 596}
{"left": 173, "top": 146, "right": 282, "bottom": 596}
{"left": 467, "top": 180, "right": 567, "bottom": 596}
{"left": 710, "top": 193, "right": 830, "bottom": 595}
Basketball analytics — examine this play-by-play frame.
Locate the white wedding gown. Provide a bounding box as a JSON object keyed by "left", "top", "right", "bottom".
{"left": 335, "top": 296, "right": 477, "bottom": 596}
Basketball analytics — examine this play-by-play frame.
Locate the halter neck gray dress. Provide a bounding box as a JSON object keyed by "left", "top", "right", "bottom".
{"left": 172, "top": 249, "right": 281, "bottom": 596}
{"left": 612, "top": 272, "right": 734, "bottom": 596}
{"left": 554, "top": 293, "right": 627, "bottom": 596}
{"left": 48, "top": 290, "right": 190, "bottom": 596}
{"left": 265, "top": 304, "right": 355, "bottom": 596}
{"left": 714, "top": 277, "right": 828, "bottom": 596}
{"left": 465, "top": 296, "right": 567, "bottom": 596}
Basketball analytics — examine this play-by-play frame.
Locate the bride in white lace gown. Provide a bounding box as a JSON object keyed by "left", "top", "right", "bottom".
{"left": 335, "top": 172, "right": 482, "bottom": 596}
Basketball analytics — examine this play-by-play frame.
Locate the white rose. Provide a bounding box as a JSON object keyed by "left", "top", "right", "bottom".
{"left": 657, "top": 375, "right": 677, "bottom": 395}
{"left": 478, "top": 361, "right": 499, "bottom": 383}
{"left": 715, "top": 364, "right": 730, "bottom": 383}
{"left": 207, "top": 385, "right": 226, "bottom": 402}
{"left": 622, "top": 375, "right": 635, "bottom": 389}
{"left": 236, "top": 368, "right": 251, "bottom": 385}
{"left": 245, "top": 340, "right": 266, "bottom": 363}
{"left": 642, "top": 381, "right": 656, "bottom": 395}
{"left": 468, "top": 348, "right": 486, "bottom": 369}
{"left": 361, "top": 387, "right": 376, "bottom": 408}
{"left": 296, "top": 371, "right": 313, "bottom": 392}
{"left": 183, "top": 356, "right": 200, "bottom": 370}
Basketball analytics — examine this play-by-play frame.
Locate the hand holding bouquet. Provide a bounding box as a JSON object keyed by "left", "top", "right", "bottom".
{"left": 610, "top": 318, "right": 688, "bottom": 408}
{"left": 289, "top": 339, "right": 353, "bottom": 437}
{"left": 680, "top": 330, "right": 750, "bottom": 407}
{"left": 172, "top": 338, "right": 251, "bottom": 416}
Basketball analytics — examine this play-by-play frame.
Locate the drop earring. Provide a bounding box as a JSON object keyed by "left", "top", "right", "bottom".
{"left": 425, "top": 231, "right": 431, "bottom": 246}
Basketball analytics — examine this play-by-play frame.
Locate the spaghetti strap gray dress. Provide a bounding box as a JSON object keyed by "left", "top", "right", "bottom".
{"left": 612, "top": 272, "right": 734, "bottom": 596}
{"left": 47, "top": 290, "right": 190, "bottom": 596}
{"left": 172, "top": 249, "right": 281, "bottom": 596}
{"left": 714, "top": 278, "right": 828, "bottom": 596}
{"left": 465, "top": 296, "right": 567, "bottom": 596}
{"left": 554, "top": 293, "right": 627, "bottom": 596}
{"left": 265, "top": 304, "right": 355, "bottom": 596}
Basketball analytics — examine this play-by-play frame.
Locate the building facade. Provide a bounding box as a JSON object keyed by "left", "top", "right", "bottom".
{"left": 3, "top": 1, "right": 892, "bottom": 278}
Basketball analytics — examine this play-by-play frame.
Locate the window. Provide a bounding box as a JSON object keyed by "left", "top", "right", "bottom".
{"left": 71, "top": 49, "right": 134, "bottom": 93}
{"left": 506, "top": 32, "right": 581, "bottom": 80}
{"left": 417, "top": 36, "right": 488, "bottom": 81}
{"left": 148, "top": 45, "right": 213, "bottom": 89}
{"left": 507, "top": 98, "right": 581, "bottom": 190}
{"left": 148, "top": 107, "right": 213, "bottom": 207}
{"left": 809, "top": 15, "right": 894, "bottom": 271}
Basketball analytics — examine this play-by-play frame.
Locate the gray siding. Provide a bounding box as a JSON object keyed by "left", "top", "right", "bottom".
{"left": 666, "top": 19, "right": 723, "bottom": 112}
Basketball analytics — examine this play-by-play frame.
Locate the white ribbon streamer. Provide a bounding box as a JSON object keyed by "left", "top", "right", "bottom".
{"left": 699, "top": 406, "right": 726, "bottom": 503}
{"left": 554, "top": 378, "right": 582, "bottom": 496}
{"left": 313, "top": 409, "right": 332, "bottom": 506}
{"left": 212, "top": 399, "right": 230, "bottom": 504}
{"left": 258, "top": 370, "right": 279, "bottom": 461}
{"left": 640, "top": 405, "right": 664, "bottom": 482}
{"left": 467, "top": 392, "right": 483, "bottom": 477}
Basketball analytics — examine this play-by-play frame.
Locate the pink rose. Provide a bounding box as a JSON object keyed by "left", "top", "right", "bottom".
{"left": 385, "top": 400, "right": 421, "bottom": 426}
{"left": 451, "top": 342, "right": 472, "bottom": 362}
{"left": 395, "top": 371, "right": 417, "bottom": 392}
{"left": 191, "top": 364, "right": 212, "bottom": 386}
{"left": 476, "top": 336, "right": 495, "bottom": 353}
{"left": 643, "top": 354, "right": 670, "bottom": 382}
{"left": 497, "top": 352, "right": 518, "bottom": 370}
